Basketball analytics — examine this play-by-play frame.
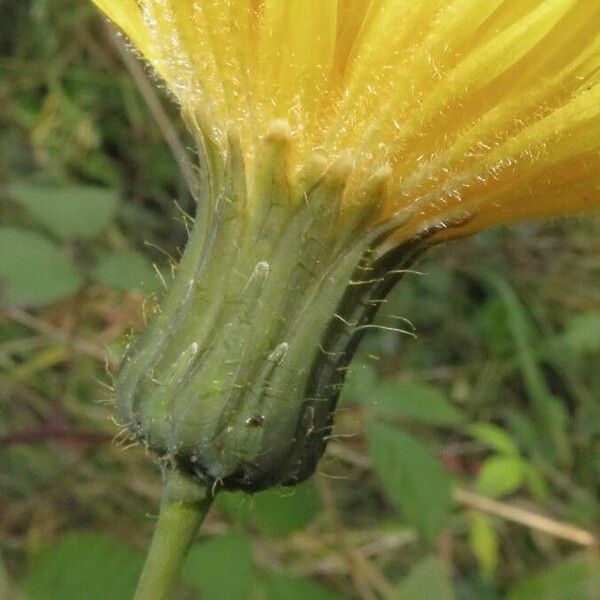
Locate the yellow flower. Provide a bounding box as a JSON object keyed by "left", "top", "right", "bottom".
{"left": 94, "top": 0, "right": 599, "bottom": 240}
{"left": 91, "top": 5, "right": 600, "bottom": 590}
{"left": 97, "top": 1, "right": 600, "bottom": 496}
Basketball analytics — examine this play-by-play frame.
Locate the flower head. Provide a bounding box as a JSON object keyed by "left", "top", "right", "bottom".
{"left": 97, "top": 2, "right": 600, "bottom": 492}
{"left": 95, "top": 0, "right": 599, "bottom": 239}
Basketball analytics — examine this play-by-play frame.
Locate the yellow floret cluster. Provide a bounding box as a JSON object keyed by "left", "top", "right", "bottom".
{"left": 93, "top": 0, "right": 600, "bottom": 240}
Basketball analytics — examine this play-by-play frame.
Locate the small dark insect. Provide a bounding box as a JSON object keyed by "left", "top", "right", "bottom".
{"left": 246, "top": 415, "right": 265, "bottom": 428}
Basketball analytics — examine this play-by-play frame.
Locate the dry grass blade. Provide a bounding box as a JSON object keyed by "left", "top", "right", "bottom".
{"left": 453, "top": 488, "right": 597, "bottom": 548}
{"left": 1, "top": 306, "right": 109, "bottom": 364}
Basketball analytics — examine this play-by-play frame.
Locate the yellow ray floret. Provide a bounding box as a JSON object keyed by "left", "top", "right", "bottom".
{"left": 93, "top": 0, "right": 600, "bottom": 238}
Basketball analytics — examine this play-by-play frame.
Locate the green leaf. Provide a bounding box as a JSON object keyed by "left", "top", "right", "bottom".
{"left": 0, "top": 227, "right": 83, "bottom": 306}
{"left": 253, "top": 481, "right": 321, "bottom": 537}
{"left": 504, "top": 409, "right": 546, "bottom": 456}
{"left": 257, "top": 572, "right": 349, "bottom": 600}
{"left": 562, "top": 312, "right": 600, "bottom": 354}
{"left": 92, "top": 250, "right": 159, "bottom": 294}
{"left": 10, "top": 183, "right": 119, "bottom": 240}
{"left": 466, "top": 423, "right": 519, "bottom": 456}
{"left": 367, "top": 381, "right": 465, "bottom": 426}
{"left": 468, "top": 512, "right": 499, "bottom": 580}
{"left": 482, "top": 274, "right": 570, "bottom": 466}
{"left": 181, "top": 533, "right": 253, "bottom": 600}
{"left": 506, "top": 556, "right": 600, "bottom": 600}
{"left": 394, "top": 556, "right": 454, "bottom": 600}
{"left": 524, "top": 464, "right": 549, "bottom": 504}
{"left": 216, "top": 481, "right": 320, "bottom": 537}
{"left": 23, "top": 532, "right": 144, "bottom": 600}
{"left": 475, "top": 298, "right": 513, "bottom": 357}
{"left": 339, "top": 362, "right": 379, "bottom": 404}
{"left": 476, "top": 456, "right": 526, "bottom": 498}
{"left": 366, "top": 422, "right": 452, "bottom": 542}
{"left": 214, "top": 492, "right": 254, "bottom": 528}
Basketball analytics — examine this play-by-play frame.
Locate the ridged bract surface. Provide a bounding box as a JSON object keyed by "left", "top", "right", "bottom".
{"left": 116, "top": 126, "right": 417, "bottom": 491}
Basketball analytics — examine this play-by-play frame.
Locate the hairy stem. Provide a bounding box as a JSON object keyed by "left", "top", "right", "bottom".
{"left": 134, "top": 469, "right": 214, "bottom": 600}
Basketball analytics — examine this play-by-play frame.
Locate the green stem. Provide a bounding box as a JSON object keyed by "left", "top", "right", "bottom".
{"left": 134, "top": 469, "right": 214, "bottom": 600}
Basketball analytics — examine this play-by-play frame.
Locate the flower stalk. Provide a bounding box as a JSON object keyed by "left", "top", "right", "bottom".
{"left": 134, "top": 469, "right": 213, "bottom": 600}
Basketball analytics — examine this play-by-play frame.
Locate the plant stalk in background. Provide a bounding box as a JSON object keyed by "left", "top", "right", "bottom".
{"left": 91, "top": 1, "right": 600, "bottom": 597}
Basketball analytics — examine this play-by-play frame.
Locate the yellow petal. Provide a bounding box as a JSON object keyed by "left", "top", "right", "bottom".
{"left": 90, "top": 0, "right": 600, "bottom": 241}
{"left": 91, "top": 0, "right": 156, "bottom": 62}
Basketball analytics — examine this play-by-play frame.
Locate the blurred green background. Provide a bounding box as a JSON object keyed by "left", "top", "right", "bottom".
{"left": 1, "top": 1, "right": 599, "bottom": 598}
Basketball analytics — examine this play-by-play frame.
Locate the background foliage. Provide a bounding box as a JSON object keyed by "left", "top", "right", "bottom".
{"left": 1, "top": 1, "right": 599, "bottom": 598}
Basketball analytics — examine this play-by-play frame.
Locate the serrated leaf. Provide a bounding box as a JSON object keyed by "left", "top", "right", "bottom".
{"left": 466, "top": 423, "right": 519, "bottom": 456}
{"left": 23, "top": 532, "right": 144, "bottom": 600}
{"left": 181, "top": 534, "right": 253, "bottom": 600}
{"left": 506, "top": 556, "right": 600, "bottom": 600}
{"left": 367, "top": 381, "right": 465, "bottom": 426}
{"left": 257, "top": 573, "right": 349, "bottom": 600}
{"left": 92, "top": 250, "right": 159, "bottom": 294}
{"left": 0, "top": 227, "right": 83, "bottom": 306}
{"left": 10, "top": 183, "right": 118, "bottom": 240}
{"left": 394, "top": 556, "right": 454, "bottom": 600}
{"left": 366, "top": 422, "right": 452, "bottom": 542}
{"left": 469, "top": 512, "right": 499, "bottom": 580}
{"left": 476, "top": 456, "right": 526, "bottom": 498}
